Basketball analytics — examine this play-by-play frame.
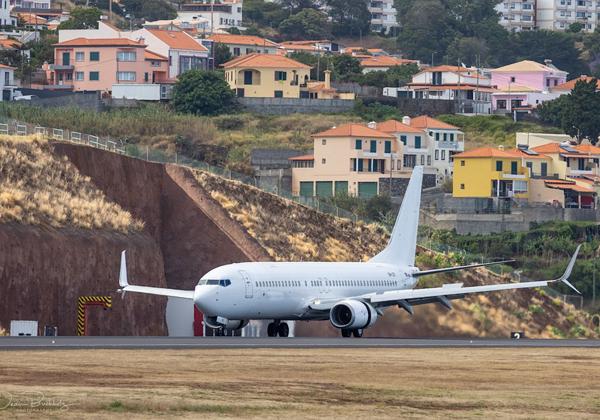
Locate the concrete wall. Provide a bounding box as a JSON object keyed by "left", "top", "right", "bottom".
{"left": 27, "top": 91, "right": 102, "bottom": 111}
{"left": 238, "top": 97, "right": 354, "bottom": 114}
{"left": 379, "top": 174, "right": 436, "bottom": 197}
{"left": 361, "top": 96, "right": 456, "bottom": 116}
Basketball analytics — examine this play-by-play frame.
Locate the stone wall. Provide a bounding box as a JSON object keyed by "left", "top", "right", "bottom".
{"left": 379, "top": 174, "right": 436, "bottom": 197}
{"left": 238, "top": 97, "right": 354, "bottom": 115}
{"left": 361, "top": 96, "right": 456, "bottom": 116}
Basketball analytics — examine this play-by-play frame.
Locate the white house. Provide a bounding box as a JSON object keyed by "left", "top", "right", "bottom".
{"left": 178, "top": 0, "right": 243, "bottom": 33}
{"left": 0, "top": 64, "right": 16, "bottom": 100}
{"left": 0, "top": 0, "right": 15, "bottom": 26}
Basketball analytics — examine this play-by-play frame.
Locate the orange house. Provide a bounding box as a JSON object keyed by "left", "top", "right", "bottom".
{"left": 47, "top": 38, "right": 169, "bottom": 92}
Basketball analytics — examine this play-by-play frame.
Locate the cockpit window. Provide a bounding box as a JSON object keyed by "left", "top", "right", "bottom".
{"left": 198, "top": 279, "right": 231, "bottom": 287}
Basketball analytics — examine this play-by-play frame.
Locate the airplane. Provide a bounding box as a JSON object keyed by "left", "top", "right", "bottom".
{"left": 117, "top": 166, "right": 581, "bottom": 338}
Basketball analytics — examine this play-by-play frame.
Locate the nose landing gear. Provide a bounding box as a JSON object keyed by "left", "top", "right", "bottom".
{"left": 341, "top": 328, "right": 363, "bottom": 338}
{"left": 267, "top": 321, "right": 289, "bottom": 337}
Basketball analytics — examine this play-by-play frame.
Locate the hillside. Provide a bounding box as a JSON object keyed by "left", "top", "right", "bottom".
{"left": 190, "top": 170, "right": 597, "bottom": 338}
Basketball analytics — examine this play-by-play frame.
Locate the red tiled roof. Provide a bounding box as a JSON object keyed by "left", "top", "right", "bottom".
{"left": 54, "top": 38, "right": 146, "bottom": 47}
{"left": 360, "top": 56, "right": 418, "bottom": 67}
{"left": 409, "top": 115, "right": 460, "bottom": 130}
{"left": 144, "top": 50, "right": 168, "bottom": 61}
{"left": 147, "top": 29, "right": 208, "bottom": 52}
{"left": 312, "top": 123, "right": 394, "bottom": 139}
{"left": 553, "top": 76, "right": 600, "bottom": 91}
{"left": 288, "top": 154, "right": 314, "bottom": 161}
{"left": 209, "top": 33, "right": 279, "bottom": 47}
{"left": 223, "top": 53, "right": 310, "bottom": 69}
{"left": 375, "top": 119, "right": 424, "bottom": 134}
{"left": 454, "top": 147, "right": 518, "bottom": 158}
{"left": 423, "top": 65, "right": 472, "bottom": 73}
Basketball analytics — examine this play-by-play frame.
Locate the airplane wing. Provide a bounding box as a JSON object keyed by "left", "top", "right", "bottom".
{"left": 117, "top": 251, "right": 195, "bottom": 300}
{"left": 309, "top": 245, "right": 581, "bottom": 313}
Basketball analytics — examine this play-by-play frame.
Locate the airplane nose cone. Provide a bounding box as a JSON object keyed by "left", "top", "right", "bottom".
{"left": 194, "top": 286, "right": 217, "bottom": 316}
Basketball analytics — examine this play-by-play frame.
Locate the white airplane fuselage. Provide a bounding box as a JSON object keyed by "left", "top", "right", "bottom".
{"left": 195, "top": 262, "right": 418, "bottom": 321}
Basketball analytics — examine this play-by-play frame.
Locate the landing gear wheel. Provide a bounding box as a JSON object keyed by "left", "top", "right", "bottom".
{"left": 352, "top": 329, "right": 363, "bottom": 338}
{"left": 278, "top": 322, "right": 289, "bottom": 337}
{"left": 341, "top": 329, "right": 351, "bottom": 338}
{"left": 267, "top": 322, "right": 277, "bottom": 337}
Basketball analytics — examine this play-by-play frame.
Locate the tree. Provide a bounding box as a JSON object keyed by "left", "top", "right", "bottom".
{"left": 324, "top": 0, "right": 371, "bottom": 37}
{"left": 278, "top": 0, "right": 318, "bottom": 16}
{"left": 58, "top": 7, "right": 102, "bottom": 30}
{"left": 279, "top": 9, "right": 331, "bottom": 41}
{"left": 213, "top": 43, "right": 232, "bottom": 68}
{"left": 243, "top": 0, "right": 288, "bottom": 28}
{"left": 567, "top": 22, "right": 584, "bottom": 33}
{"left": 446, "top": 37, "right": 490, "bottom": 67}
{"left": 331, "top": 54, "right": 361, "bottom": 79}
{"left": 121, "top": 0, "right": 177, "bottom": 21}
{"left": 538, "top": 79, "right": 600, "bottom": 144}
{"left": 172, "top": 70, "right": 236, "bottom": 116}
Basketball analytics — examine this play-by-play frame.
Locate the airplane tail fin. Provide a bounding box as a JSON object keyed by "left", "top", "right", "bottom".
{"left": 369, "top": 166, "right": 423, "bottom": 267}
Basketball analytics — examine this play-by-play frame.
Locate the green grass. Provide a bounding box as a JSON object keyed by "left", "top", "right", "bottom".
{"left": 437, "top": 114, "right": 563, "bottom": 149}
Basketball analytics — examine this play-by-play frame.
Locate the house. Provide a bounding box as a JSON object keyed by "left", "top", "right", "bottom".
{"left": 142, "top": 18, "right": 210, "bottom": 34}
{"left": 46, "top": 38, "right": 169, "bottom": 92}
{"left": 222, "top": 53, "right": 311, "bottom": 98}
{"left": 552, "top": 75, "right": 600, "bottom": 94}
{"left": 0, "top": 64, "right": 16, "bottom": 100}
{"left": 368, "top": 0, "right": 399, "bottom": 35}
{"left": 58, "top": 22, "right": 210, "bottom": 79}
{"left": 13, "top": 1, "right": 51, "bottom": 9}
{"left": 0, "top": 0, "right": 15, "bottom": 27}
{"left": 290, "top": 123, "right": 412, "bottom": 198}
{"left": 208, "top": 33, "right": 279, "bottom": 56}
{"left": 0, "top": 36, "right": 22, "bottom": 51}
{"left": 452, "top": 143, "right": 598, "bottom": 208}
{"left": 490, "top": 59, "right": 567, "bottom": 113}
{"left": 359, "top": 55, "right": 419, "bottom": 73}
{"left": 177, "top": 0, "right": 243, "bottom": 32}
{"left": 279, "top": 40, "right": 341, "bottom": 55}
{"left": 305, "top": 70, "right": 355, "bottom": 100}
{"left": 17, "top": 12, "right": 47, "bottom": 29}
{"left": 386, "top": 65, "right": 494, "bottom": 114}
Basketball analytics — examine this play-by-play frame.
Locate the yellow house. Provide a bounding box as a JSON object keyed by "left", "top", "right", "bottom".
{"left": 290, "top": 123, "right": 412, "bottom": 198}
{"left": 222, "top": 53, "right": 311, "bottom": 98}
{"left": 452, "top": 147, "right": 532, "bottom": 199}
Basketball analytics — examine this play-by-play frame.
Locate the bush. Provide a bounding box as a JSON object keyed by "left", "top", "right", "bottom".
{"left": 172, "top": 70, "right": 237, "bottom": 116}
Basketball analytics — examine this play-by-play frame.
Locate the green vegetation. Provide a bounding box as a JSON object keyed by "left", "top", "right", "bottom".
{"left": 538, "top": 79, "right": 600, "bottom": 145}
{"left": 421, "top": 221, "right": 600, "bottom": 300}
{"left": 320, "top": 193, "right": 393, "bottom": 226}
{"left": 279, "top": 9, "right": 331, "bottom": 40}
{"left": 437, "top": 115, "right": 563, "bottom": 148}
{"left": 120, "top": 0, "right": 177, "bottom": 21}
{"left": 172, "top": 70, "right": 237, "bottom": 116}
{"left": 58, "top": 7, "right": 102, "bottom": 30}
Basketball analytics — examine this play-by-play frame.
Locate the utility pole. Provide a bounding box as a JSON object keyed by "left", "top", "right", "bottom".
{"left": 109, "top": 0, "right": 113, "bottom": 21}
{"left": 593, "top": 270, "right": 596, "bottom": 307}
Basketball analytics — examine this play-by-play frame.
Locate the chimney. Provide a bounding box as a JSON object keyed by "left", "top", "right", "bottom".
{"left": 402, "top": 116, "right": 411, "bottom": 126}
{"left": 544, "top": 59, "right": 552, "bottom": 66}
{"left": 367, "top": 121, "right": 377, "bottom": 129}
{"left": 498, "top": 145, "right": 505, "bottom": 151}
{"left": 324, "top": 70, "right": 331, "bottom": 89}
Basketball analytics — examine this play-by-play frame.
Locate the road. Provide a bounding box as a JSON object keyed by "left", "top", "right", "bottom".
{"left": 1, "top": 336, "right": 599, "bottom": 350}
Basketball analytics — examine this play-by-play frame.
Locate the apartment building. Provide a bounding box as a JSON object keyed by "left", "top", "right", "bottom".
{"left": 453, "top": 143, "right": 598, "bottom": 208}
{"left": 178, "top": 0, "right": 243, "bottom": 33}
{"left": 0, "top": 0, "right": 15, "bottom": 27}
{"left": 496, "top": 0, "right": 600, "bottom": 32}
{"left": 46, "top": 38, "right": 169, "bottom": 92}
{"left": 12, "top": 0, "right": 51, "bottom": 9}
{"left": 368, "top": 0, "right": 399, "bottom": 35}
{"left": 496, "top": 1, "right": 536, "bottom": 32}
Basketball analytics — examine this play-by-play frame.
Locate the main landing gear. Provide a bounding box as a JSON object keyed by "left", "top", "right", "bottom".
{"left": 341, "top": 328, "right": 363, "bottom": 338}
{"left": 267, "top": 321, "right": 289, "bottom": 337}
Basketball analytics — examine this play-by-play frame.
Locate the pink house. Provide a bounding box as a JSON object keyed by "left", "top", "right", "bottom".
{"left": 490, "top": 60, "right": 567, "bottom": 113}
{"left": 46, "top": 38, "right": 169, "bottom": 92}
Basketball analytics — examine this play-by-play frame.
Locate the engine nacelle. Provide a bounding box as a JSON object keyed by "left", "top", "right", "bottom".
{"left": 330, "top": 300, "right": 378, "bottom": 330}
{"left": 204, "top": 316, "right": 248, "bottom": 330}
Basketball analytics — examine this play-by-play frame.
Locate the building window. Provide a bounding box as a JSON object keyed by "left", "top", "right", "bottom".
{"left": 384, "top": 141, "right": 391, "bottom": 153}
{"left": 511, "top": 161, "right": 518, "bottom": 175}
{"left": 274, "top": 90, "right": 283, "bottom": 98}
{"left": 144, "top": 72, "right": 149, "bottom": 82}
{"left": 435, "top": 150, "right": 439, "bottom": 160}
{"left": 435, "top": 132, "right": 440, "bottom": 141}
{"left": 274, "top": 71, "right": 287, "bottom": 81}
{"left": 75, "top": 51, "right": 84, "bottom": 62}
{"left": 461, "top": 160, "right": 465, "bottom": 166}
{"left": 541, "top": 162, "right": 548, "bottom": 177}
{"left": 89, "top": 51, "right": 100, "bottom": 61}
{"left": 460, "top": 183, "right": 465, "bottom": 189}
{"left": 400, "top": 135, "right": 407, "bottom": 145}
{"left": 510, "top": 76, "right": 516, "bottom": 83}
{"left": 117, "top": 71, "right": 136, "bottom": 81}
{"left": 89, "top": 71, "right": 99, "bottom": 81}
{"left": 355, "top": 139, "right": 362, "bottom": 150}
{"left": 322, "top": 158, "right": 326, "bottom": 164}
{"left": 450, "top": 133, "right": 454, "bottom": 142}
{"left": 415, "top": 136, "right": 421, "bottom": 149}
{"left": 443, "top": 133, "right": 447, "bottom": 141}
{"left": 322, "top": 139, "right": 326, "bottom": 145}
{"left": 117, "top": 51, "right": 137, "bottom": 62}
{"left": 420, "top": 155, "right": 425, "bottom": 165}
{"left": 497, "top": 100, "right": 507, "bottom": 109}
{"left": 75, "top": 71, "right": 84, "bottom": 81}
{"left": 496, "top": 161, "right": 503, "bottom": 171}
{"left": 427, "top": 156, "right": 431, "bottom": 165}
{"left": 370, "top": 140, "right": 376, "bottom": 153}
{"left": 441, "top": 150, "right": 446, "bottom": 160}
{"left": 151, "top": 60, "right": 161, "bottom": 67}
{"left": 233, "top": 47, "right": 240, "bottom": 56}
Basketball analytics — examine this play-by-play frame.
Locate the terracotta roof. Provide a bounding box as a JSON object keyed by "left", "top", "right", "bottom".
{"left": 209, "top": 33, "right": 278, "bottom": 47}
{"left": 494, "top": 84, "right": 540, "bottom": 93}
{"left": 312, "top": 124, "right": 394, "bottom": 139}
{"left": 409, "top": 115, "right": 460, "bottom": 130}
{"left": 531, "top": 143, "right": 564, "bottom": 153}
{"left": 360, "top": 56, "right": 418, "bottom": 67}
{"left": 145, "top": 50, "right": 168, "bottom": 61}
{"left": 454, "top": 147, "right": 520, "bottom": 159}
{"left": 532, "top": 142, "right": 600, "bottom": 155}
{"left": 18, "top": 13, "right": 47, "bottom": 25}
{"left": 147, "top": 29, "right": 208, "bottom": 52}
{"left": 408, "top": 84, "right": 495, "bottom": 93}
{"left": 375, "top": 119, "right": 424, "bottom": 134}
{"left": 545, "top": 181, "right": 594, "bottom": 193}
{"left": 222, "top": 53, "right": 311, "bottom": 69}
{"left": 0, "top": 63, "right": 15, "bottom": 70}
{"left": 0, "top": 38, "right": 22, "bottom": 49}
{"left": 288, "top": 154, "right": 314, "bottom": 161}
{"left": 54, "top": 38, "right": 146, "bottom": 47}
{"left": 575, "top": 144, "right": 600, "bottom": 154}
{"left": 493, "top": 60, "right": 567, "bottom": 74}
{"left": 553, "top": 76, "right": 600, "bottom": 91}
{"left": 280, "top": 42, "right": 320, "bottom": 52}
{"left": 509, "top": 149, "right": 550, "bottom": 159}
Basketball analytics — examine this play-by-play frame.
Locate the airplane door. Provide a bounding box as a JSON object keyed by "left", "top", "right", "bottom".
{"left": 240, "top": 270, "right": 253, "bottom": 298}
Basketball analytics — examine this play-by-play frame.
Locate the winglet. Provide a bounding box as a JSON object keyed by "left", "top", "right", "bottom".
{"left": 119, "top": 250, "right": 129, "bottom": 288}
{"left": 557, "top": 245, "right": 581, "bottom": 294}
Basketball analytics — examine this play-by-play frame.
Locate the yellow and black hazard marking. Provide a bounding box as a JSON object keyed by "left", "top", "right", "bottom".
{"left": 77, "top": 296, "right": 112, "bottom": 336}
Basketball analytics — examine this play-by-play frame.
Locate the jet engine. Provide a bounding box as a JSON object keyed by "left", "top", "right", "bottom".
{"left": 330, "top": 300, "right": 378, "bottom": 330}
{"left": 204, "top": 316, "right": 249, "bottom": 330}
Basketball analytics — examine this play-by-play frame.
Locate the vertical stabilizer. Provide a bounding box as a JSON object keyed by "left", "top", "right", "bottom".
{"left": 368, "top": 166, "right": 423, "bottom": 266}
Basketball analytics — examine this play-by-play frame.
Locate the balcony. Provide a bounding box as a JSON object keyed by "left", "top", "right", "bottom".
{"left": 437, "top": 140, "right": 465, "bottom": 151}
{"left": 502, "top": 172, "right": 527, "bottom": 179}
{"left": 49, "top": 64, "right": 74, "bottom": 71}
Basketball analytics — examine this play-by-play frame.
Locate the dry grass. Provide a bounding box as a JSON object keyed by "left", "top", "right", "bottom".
{"left": 195, "top": 170, "right": 385, "bottom": 262}
{"left": 0, "top": 348, "right": 599, "bottom": 418}
{"left": 0, "top": 134, "right": 143, "bottom": 232}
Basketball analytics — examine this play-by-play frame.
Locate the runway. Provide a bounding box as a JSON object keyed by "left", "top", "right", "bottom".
{"left": 1, "top": 336, "right": 600, "bottom": 349}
